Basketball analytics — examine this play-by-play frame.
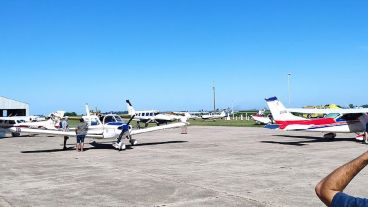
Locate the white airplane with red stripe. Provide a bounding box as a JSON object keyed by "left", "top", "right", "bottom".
{"left": 265, "top": 97, "right": 368, "bottom": 140}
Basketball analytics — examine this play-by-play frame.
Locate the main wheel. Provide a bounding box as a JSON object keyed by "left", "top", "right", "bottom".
{"left": 323, "top": 133, "right": 336, "bottom": 140}
{"left": 130, "top": 139, "right": 137, "bottom": 146}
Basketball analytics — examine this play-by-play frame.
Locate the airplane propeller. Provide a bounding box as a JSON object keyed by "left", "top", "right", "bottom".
{"left": 126, "top": 115, "right": 136, "bottom": 125}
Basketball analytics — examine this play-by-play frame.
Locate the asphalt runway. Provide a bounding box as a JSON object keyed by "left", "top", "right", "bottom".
{"left": 1, "top": 126, "right": 368, "bottom": 207}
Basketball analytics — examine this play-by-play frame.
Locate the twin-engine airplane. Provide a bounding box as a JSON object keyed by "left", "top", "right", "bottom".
{"left": 126, "top": 100, "right": 188, "bottom": 128}
{"left": 265, "top": 97, "right": 368, "bottom": 140}
{"left": 201, "top": 111, "right": 226, "bottom": 120}
{"left": 9, "top": 104, "right": 188, "bottom": 151}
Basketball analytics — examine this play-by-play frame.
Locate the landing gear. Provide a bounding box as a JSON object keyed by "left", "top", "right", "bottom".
{"left": 130, "top": 138, "right": 137, "bottom": 146}
{"left": 323, "top": 132, "right": 336, "bottom": 140}
{"left": 113, "top": 128, "right": 137, "bottom": 151}
{"left": 63, "top": 136, "right": 69, "bottom": 150}
{"left": 113, "top": 141, "right": 126, "bottom": 151}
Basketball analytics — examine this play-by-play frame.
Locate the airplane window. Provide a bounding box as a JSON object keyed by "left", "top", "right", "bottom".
{"left": 9, "top": 120, "right": 16, "bottom": 124}
{"left": 104, "top": 116, "right": 115, "bottom": 123}
{"left": 341, "top": 113, "right": 362, "bottom": 121}
{"left": 325, "top": 113, "right": 340, "bottom": 118}
{"left": 115, "top": 116, "right": 122, "bottom": 122}
{"left": 91, "top": 118, "right": 99, "bottom": 126}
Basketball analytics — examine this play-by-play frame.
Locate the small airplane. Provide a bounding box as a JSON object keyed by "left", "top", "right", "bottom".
{"left": 126, "top": 100, "right": 188, "bottom": 128}
{"left": 201, "top": 111, "right": 226, "bottom": 120}
{"left": 251, "top": 109, "right": 273, "bottom": 124}
{"left": 0, "top": 111, "right": 65, "bottom": 137}
{"left": 264, "top": 96, "right": 368, "bottom": 140}
{"left": 9, "top": 104, "right": 187, "bottom": 151}
{"left": 17, "top": 111, "right": 66, "bottom": 130}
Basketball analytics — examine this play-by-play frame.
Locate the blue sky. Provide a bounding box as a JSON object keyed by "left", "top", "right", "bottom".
{"left": 1, "top": 0, "right": 367, "bottom": 114}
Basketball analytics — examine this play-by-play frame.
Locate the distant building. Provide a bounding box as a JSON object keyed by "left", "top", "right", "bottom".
{"left": 0, "top": 96, "right": 29, "bottom": 117}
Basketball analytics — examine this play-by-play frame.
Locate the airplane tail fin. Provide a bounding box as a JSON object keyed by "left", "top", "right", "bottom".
{"left": 184, "top": 112, "right": 191, "bottom": 119}
{"left": 220, "top": 111, "right": 226, "bottom": 117}
{"left": 265, "top": 97, "right": 305, "bottom": 121}
{"left": 85, "top": 104, "right": 91, "bottom": 117}
{"left": 126, "top": 100, "right": 136, "bottom": 116}
{"left": 49, "top": 111, "right": 65, "bottom": 120}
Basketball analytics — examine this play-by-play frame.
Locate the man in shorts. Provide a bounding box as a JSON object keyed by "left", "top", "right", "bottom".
{"left": 75, "top": 118, "right": 88, "bottom": 152}
{"left": 61, "top": 117, "right": 69, "bottom": 150}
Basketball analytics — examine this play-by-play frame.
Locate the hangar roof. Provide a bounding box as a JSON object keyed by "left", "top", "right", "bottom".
{"left": 0, "top": 96, "right": 29, "bottom": 109}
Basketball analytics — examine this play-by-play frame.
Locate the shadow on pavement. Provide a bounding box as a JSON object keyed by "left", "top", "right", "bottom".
{"left": 260, "top": 135, "right": 359, "bottom": 146}
{"left": 21, "top": 147, "right": 92, "bottom": 153}
{"left": 21, "top": 140, "right": 188, "bottom": 153}
{"left": 90, "top": 140, "right": 188, "bottom": 149}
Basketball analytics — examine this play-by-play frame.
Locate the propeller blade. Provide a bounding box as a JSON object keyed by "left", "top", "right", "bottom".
{"left": 126, "top": 115, "right": 135, "bottom": 125}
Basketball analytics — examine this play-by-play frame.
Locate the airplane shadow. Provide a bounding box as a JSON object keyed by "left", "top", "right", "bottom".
{"left": 261, "top": 135, "right": 359, "bottom": 146}
{"left": 0, "top": 135, "right": 33, "bottom": 139}
{"left": 134, "top": 140, "right": 188, "bottom": 146}
{"left": 20, "top": 141, "right": 188, "bottom": 153}
{"left": 89, "top": 140, "right": 188, "bottom": 149}
{"left": 21, "top": 147, "right": 92, "bottom": 153}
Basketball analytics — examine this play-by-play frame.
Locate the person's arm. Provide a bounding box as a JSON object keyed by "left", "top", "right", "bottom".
{"left": 315, "top": 151, "right": 368, "bottom": 206}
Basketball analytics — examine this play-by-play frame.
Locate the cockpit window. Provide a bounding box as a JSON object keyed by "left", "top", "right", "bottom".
{"left": 91, "top": 118, "right": 100, "bottom": 126}
{"left": 104, "top": 116, "right": 115, "bottom": 123}
{"left": 325, "top": 113, "right": 340, "bottom": 118}
{"left": 115, "top": 116, "right": 122, "bottom": 122}
{"left": 340, "top": 113, "right": 363, "bottom": 121}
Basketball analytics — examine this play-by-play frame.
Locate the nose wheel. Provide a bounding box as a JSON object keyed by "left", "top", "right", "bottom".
{"left": 113, "top": 141, "right": 126, "bottom": 151}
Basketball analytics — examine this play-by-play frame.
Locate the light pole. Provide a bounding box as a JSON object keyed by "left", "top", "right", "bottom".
{"left": 288, "top": 73, "right": 291, "bottom": 105}
{"left": 212, "top": 82, "right": 216, "bottom": 112}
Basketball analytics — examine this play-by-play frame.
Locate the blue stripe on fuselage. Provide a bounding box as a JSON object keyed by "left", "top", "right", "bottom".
{"left": 107, "top": 122, "right": 125, "bottom": 126}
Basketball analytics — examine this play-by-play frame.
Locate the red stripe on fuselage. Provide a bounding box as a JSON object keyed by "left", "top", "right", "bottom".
{"left": 275, "top": 118, "right": 336, "bottom": 129}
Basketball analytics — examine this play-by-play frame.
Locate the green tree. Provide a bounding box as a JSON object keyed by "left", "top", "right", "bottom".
{"left": 65, "top": 112, "right": 77, "bottom": 116}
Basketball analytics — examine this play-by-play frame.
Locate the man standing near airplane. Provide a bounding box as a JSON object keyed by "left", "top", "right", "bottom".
{"left": 75, "top": 118, "right": 88, "bottom": 152}
{"left": 61, "top": 116, "right": 69, "bottom": 150}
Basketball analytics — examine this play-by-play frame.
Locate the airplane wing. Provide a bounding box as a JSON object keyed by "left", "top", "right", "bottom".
{"left": 8, "top": 127, "right": 105, "bottom": 138}
{"left": 9, "top": 122, "right": 188, "bottom": 138}
{"left": 287, "top": 108, "right": 368, "bottom": 114}
{"left": 130, "top": 122, "right": 187, "bottom": 135}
